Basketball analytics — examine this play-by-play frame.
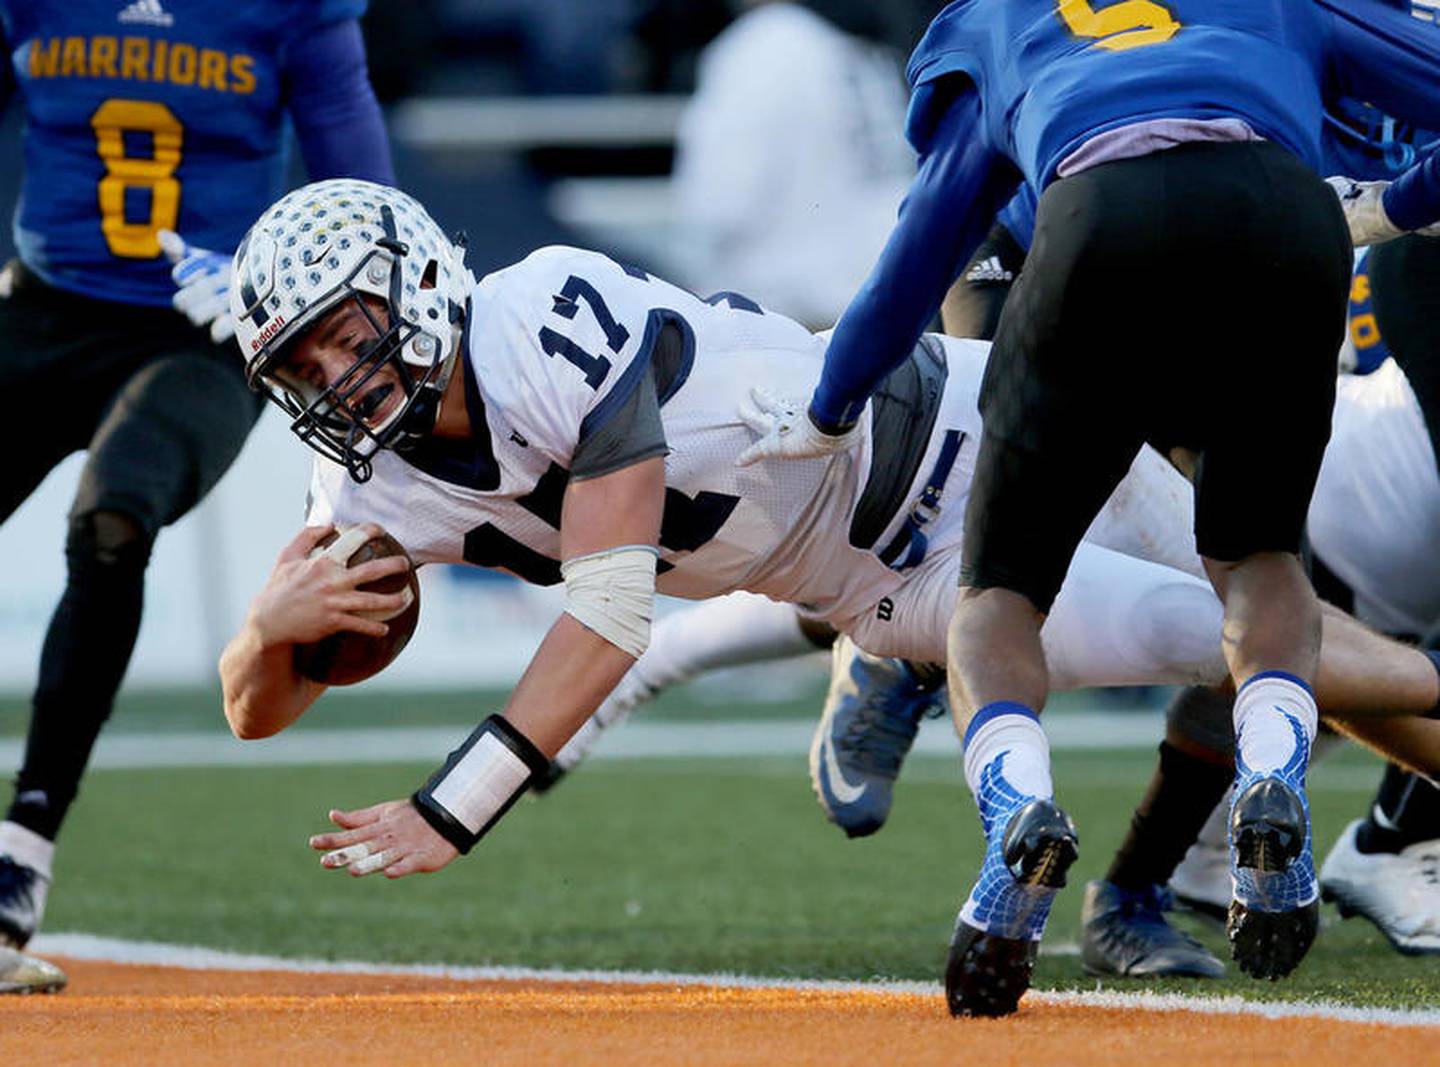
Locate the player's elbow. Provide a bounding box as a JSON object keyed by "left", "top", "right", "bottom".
{"left": 228, "top": 709, "right": 276, "bottom": 741}
{"left": 223, "top": 689, "right": 279, "bottom": 741}
{"left": 218, "top": 648, "right": 283, "bottom": 740}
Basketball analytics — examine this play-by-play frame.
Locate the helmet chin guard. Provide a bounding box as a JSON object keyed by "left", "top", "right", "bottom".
{"left": 231, "top": 181, "right": 474, "bottom": 481}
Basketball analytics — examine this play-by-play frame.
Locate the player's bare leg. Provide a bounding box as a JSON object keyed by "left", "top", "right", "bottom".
{"left": 1205, "top": 552, "right": 1323, "bottom": 981}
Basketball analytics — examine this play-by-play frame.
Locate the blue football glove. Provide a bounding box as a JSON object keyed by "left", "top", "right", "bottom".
{"left": 159, "top": 229, "right": 235, "bottom": 344}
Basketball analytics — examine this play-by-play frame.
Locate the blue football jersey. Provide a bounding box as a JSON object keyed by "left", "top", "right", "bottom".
{"left": 1346, "top": 250, "right": 1393, "bottom": 376}
{"left": 906, "top": 0, "right": 1332, "bottom": 189}
{"left": 1323, "top": 98, "right": 1438, "bottom": 181}
{"left": 1323, "top": 3, "right": 1440, "bottom": 180}
{"left": 0, "top": 0, "right": 365, "bottom": 306}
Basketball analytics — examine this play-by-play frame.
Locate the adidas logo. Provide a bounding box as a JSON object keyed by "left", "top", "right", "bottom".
{"left": 118, "top": 0, "right": 174, "bottom": 27}
{"left": 965, "top": 256, "right": 1014, "bottom": 283}
{"left": 1413, "top": 0, "right": 1439, "bottom": 24}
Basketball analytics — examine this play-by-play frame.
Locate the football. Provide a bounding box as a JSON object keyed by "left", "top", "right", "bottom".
{"left": 293, "top": 527, "right": 421, "bottom": 686}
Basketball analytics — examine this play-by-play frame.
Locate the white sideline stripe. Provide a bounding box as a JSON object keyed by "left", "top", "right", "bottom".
{"left": 391, "top": 95, "right": 688, "bottom": 150}
{"left": 28, "top": 933, "right": 1440, "bottom": 1029}
{"left": 0, "top": 713, "right": 1156, "bottom": 771}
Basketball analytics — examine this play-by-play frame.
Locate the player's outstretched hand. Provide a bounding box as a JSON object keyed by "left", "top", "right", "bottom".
{"left": 736, "top": 387, "right": 864, "bottom": 467}
{"left": 159, "top": 229, "right": 236, "bottom": 344}
{"left": 311, "top": 799, "right": 460, "bottom": 879}
{"left": 246, "top": 524, "right": 412, "bottom": 647}
{"left": 1326, "top": 177, "right": 1405, "bottom": 248}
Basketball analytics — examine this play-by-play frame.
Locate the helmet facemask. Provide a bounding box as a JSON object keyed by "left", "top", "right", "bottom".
{"left": 240, "top": 200, "right": 461, "bottom": 483}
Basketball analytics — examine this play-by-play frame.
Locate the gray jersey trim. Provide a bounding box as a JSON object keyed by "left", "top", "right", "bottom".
{"left": 847, "top": 335, "right": 949, "bottom": 550}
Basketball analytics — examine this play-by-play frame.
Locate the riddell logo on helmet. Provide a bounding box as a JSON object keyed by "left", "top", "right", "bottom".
{"left": 251, "top": 314, "right": 288, "bottom": 351}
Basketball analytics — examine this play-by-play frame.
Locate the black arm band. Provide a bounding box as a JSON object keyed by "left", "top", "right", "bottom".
{"left": 410, "top": 714, "right": 550, "bottom": 854}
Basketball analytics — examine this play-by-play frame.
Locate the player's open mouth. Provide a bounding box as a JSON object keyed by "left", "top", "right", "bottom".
{"left": 352, "top": 382, "right": 396, "bottom": 426}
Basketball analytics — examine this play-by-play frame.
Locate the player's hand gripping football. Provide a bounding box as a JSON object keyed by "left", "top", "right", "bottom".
{"left": 310, "top": 799, "right": 459, "bottom": 878}
{"left": 736, "top": 388, "right": 864, "bottom": 467}
{"left": 159, "top": 229, "right": 236, "bottom": 344}
{"left": 247, "top": 524, "right": 412, "bottom": 647}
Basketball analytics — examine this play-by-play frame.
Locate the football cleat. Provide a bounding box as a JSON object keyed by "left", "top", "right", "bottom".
{"left": 1080, "top": 880, "right": 1225, "bottom": 978}
{"left": 946, "top": 797, "right": 1079, "bottom": 1017}
{"left": 0, "top": 948, "right": 66, "bottom": 995}
{"left": 0, "top": 854, "right": 49, "bottom": 950}
{"left": 1320, "top": 819, "right": 1440, "bottom": 955}
{"left": 809, "top": 636, "right": 943, "bottom": 838}
{"left": 1227, "top": 758, "right": 1319, "bottom": 981}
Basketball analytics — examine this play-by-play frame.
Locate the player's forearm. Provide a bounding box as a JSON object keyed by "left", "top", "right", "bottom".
{"left": 285, "top": 19, "right": 395, "bottom": 185}
{"left": 1383, "top": 150, "right": 1440, "bottom": 232}
{"left": 398, "top": 615, "right": 636, "bottom": 863}
{"left": 219, "top": 622, "right": 324, "bottom": 740}
{"left": 810, "top": 93, "right": 1017, "bottom": 429}
{"left": 502, "top": 613, "right": 639, "bottom": 757}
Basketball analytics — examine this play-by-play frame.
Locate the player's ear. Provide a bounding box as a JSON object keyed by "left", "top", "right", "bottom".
{"left": 419, "top": 259, "right": 438, "bottom": 290}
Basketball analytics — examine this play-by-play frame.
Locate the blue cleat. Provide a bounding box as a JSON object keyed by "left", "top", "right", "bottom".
{"left": 809, "top": 636, "right": 943, "bottom": 838}
{"left": 1226, "top": 719, "right": 1319, "bottom": 980}
{"left": 945, "top": 766, "right": 1078, "bottom": 1017}
{"left": 1080, "top": 880, "right": 1225, "bottom": 978}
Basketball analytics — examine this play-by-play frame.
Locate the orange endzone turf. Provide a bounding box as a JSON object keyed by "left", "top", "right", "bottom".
{"left": 1, "top": 959, "right": 1433, "bottom": 1067}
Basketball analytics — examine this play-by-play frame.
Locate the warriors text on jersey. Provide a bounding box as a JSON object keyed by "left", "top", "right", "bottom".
{"left": 1, "top": 0, "right": 365, "bottom": 305}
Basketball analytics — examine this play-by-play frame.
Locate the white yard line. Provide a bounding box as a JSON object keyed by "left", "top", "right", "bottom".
{"left": 0, "top": 713, "right": 1158, "bottom": 771}
{"left": 28, "top": 932, "right": 1440, "bottom": 1028}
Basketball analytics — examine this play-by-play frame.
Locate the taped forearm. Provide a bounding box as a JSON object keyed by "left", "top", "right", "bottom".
{"left": 561, "top": 545, "right": 659, "bottom": 658}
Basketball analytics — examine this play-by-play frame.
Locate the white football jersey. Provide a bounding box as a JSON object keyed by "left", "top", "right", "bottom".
{"left": 1308, "top": 359, "right": 1440, "bottom": 636}
{"left": 307, "top": 246, "right": 987, "bottom": 633}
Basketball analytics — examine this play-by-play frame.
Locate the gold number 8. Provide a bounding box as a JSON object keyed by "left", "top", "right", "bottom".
{"left": 1056, "top": 0, "right": 1181, "bottom": 51}
{"left": 90, "top": 99, "right": 183, "bottom": 259}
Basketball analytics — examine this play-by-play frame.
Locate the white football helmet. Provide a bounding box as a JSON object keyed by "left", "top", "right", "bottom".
{"left": 230, "top": 179, "right": 475, "bottom": 481}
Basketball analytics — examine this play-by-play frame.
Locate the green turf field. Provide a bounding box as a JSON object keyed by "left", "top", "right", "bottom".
{"left": 38, "top": 735, "right": 1440, "bottom": 1010}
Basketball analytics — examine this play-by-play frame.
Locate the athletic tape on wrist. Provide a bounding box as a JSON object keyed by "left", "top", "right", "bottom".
{"left": 410, "top": 715, "right": 550, "bottom": 854}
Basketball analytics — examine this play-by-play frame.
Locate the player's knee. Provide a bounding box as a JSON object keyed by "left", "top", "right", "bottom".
{"left": 1130, "top": 579, "right": 1227, "bottom": 685}
{"left": 65, "top": 508, "right": 154, "bottom": 572}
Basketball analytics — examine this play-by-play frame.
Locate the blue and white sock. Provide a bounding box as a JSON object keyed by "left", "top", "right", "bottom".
{"left": 1233, "top": 671, "right": 1317, "bottom": 777}
{"left": 963, "top": 701, "right": 1053, "bottom": 822}
{"left": 959, "top": 702, "right": 1056, "bottom": 939}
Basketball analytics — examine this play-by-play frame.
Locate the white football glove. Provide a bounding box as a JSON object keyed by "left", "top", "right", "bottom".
{"left": 736, "top": 387, "right": 864, "bottom": 467}
{"left": 159, "top": 229, "right": 235, "bottom": 344}
{"left": 1326, "top": 176, "right": 1405, "bottom": 248}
